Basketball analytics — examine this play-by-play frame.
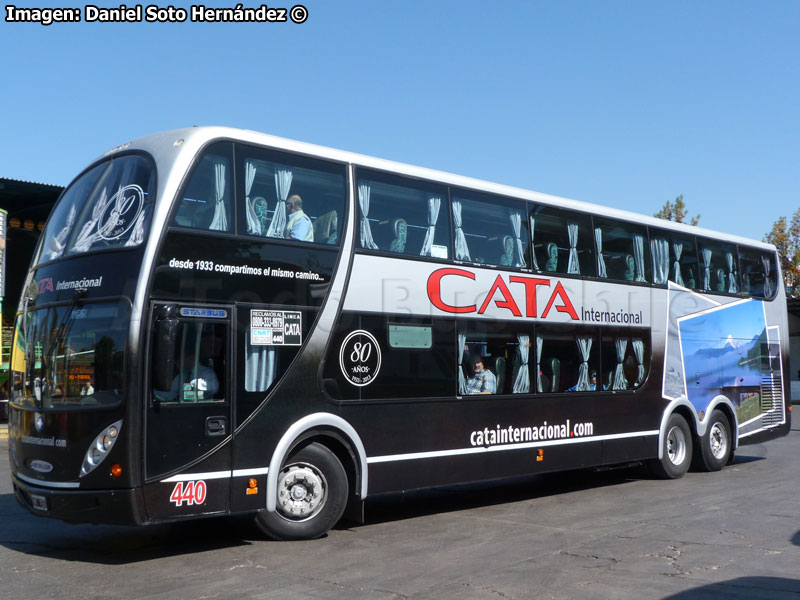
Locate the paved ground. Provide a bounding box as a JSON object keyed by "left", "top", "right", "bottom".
{"left": 1, "top": 421, "right": 799, "bottom": 599}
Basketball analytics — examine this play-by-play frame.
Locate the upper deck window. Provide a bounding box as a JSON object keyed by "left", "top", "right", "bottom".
{"left": 697, "top": 237, "right": 739, "bottom": 294}
{"left": 356, "top": 170, "right": 450, "bottom": 258}
{"left": 530, "top": 206, "right": 594, "bottom": 277}
{"left": 452, "top": 190, "right": 529, "bottom": 268}
{"left": 594, "top": 218, "right": 651, "bottom": 284}
{"left": 35, "top": 155, "right": 155, "bottom": 265}
{"left": 739, "top": 247, "right": 778, "bottom": 299}
{"left": 236, "top": 144, "right": 346, "bottom": 245}
{"left": 649, "top": 229, "right": 699, "bottom": 289}
{"left": 173, "top": 142, "right": 234, "bottom": 232}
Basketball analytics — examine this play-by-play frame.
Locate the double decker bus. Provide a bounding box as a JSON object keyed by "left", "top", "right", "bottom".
{"left": 8, "top": 127, "right": 790, "bottom": 540}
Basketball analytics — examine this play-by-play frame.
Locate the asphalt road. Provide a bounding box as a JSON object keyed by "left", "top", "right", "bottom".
{"left": 1, "top": 422, "right": 799, "bottom": 600}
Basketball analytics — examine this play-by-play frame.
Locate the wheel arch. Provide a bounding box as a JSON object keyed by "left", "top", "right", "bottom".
{"left": 658, "top": 396, "right": 739, "bottom": 460}
{"left": 266, "top": 413, "right": 368, "bottom": 513}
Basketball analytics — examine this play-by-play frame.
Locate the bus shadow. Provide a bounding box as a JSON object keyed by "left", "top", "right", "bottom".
{"left": 791, "top": 530, "right": 800, "bottom": 547}
{"left": 0, "top": 492, "right": 256, "bottom": 565}
{"left": 348, "top": 465, "right": 650, "bottom": 528}
{"left": 661, "top": 576, "right": 800, "bottom": 599}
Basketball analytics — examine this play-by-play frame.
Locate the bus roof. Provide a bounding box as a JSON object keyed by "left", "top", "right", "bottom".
{"left": 106, "top": 126, "right": 776, "bottom": 253}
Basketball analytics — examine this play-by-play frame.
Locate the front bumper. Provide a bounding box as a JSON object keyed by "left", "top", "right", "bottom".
{"left": 13, "top": 473, "right": 144, "bottom": 525}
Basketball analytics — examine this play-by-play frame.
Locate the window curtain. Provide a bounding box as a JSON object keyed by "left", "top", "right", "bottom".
{"left": 567, "top": 223, "right": 580, "bottom": 274}
{"left": 595, "top": 227, "right": 607, "bottom": 278}
{"left": 726, "top": 252, "right": 738, "bottom": 293}
{"left": 266, "top": 168, "right": 292, "bottom": 238}
{"left": 633, "top": 234, "right": 646, "bottom": 282}
{"left": 357, "top": 183, "right": 378, "bottom": 249}
{"left": 72, "top": 186, "right": 109, "bottom": 252}
{"left": 650, "top": 238, "right": 669, "bottom": 285}
{"left": 48, "top": 204, "right": 77, "bottom": 259}
{"left": 245, "top": 337, "right": 276, "bottom": 392}
{"left": 575, "top": 337, "right": 592, "bottom": 391}
{"left": 613, "top": 338, "right": 628, "bottom": 390}
{"left": 529, "top": 217, "right": 540, "bottom": 270}
{"left": 632, "top": 338, "right": 645, "bottom": 385}
{"left": 457, "top": 331, "right": 467, "bottom": 395}
{"left": 536, "top": 336, "right": 543, "bottom": 393}
{"left": 420, "top": 195, "right": 441, "bottom": 256}
{"left": 244, "top": 160, "right": 261, "bottom": 235}
{"left": 209, "top": 162, "right": 229, "bottom": 231}
{"left": 672, "top": 242, "right": 685, "bottom": 286}
{"left": 513, "top": 334, "right": 530, "bottom": 394}
{"left": 453, "top": 200, "right": 471, "bottom": 260}
{"left": 762, "top": 256, "right": 773, "bottom": 297}
{"left": 509, "top": 210, "right": 526, "bottom": 268}
{"left": 702, "top": 248, "right": 712, "bottom": 291}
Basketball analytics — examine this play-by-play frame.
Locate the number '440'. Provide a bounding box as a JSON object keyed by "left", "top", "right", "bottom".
{"left": 169, "top": 480, "right": 207, "bottom": 507}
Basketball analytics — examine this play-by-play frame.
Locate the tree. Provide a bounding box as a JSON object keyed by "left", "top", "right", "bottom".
{"left": 654, "top": 194, "right": 700, "bottom": 225}
{"left": 764, "top": 208, "right": 800, "bottom": 297}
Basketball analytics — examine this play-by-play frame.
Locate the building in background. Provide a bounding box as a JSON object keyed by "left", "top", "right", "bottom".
{"left": 0, "top": 177, "right": 63, "bottom": 417}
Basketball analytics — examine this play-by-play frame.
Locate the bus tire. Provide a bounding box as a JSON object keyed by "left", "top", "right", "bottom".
{"left": 695, "top": 409, "right": 732, "bottom": 472}
{"left": 650, "top": 413, "right": 693, "bottom": 479}
{"left": 255, "top": 442, "right": 348, "bottom": 541}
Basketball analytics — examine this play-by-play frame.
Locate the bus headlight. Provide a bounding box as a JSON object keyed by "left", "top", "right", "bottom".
{"left": 80, "top": 420, "right": 123, "bottom": 477}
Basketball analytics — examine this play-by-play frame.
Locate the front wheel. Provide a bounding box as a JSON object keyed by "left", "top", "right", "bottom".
{"left": 255, "top": 442, "right": 348, "bottom": 540}
{"left": 649, "top": 413, "right": 693, "bottom": 479}
{"left": 694, "top": 409, "right": 732, "bottom": 472}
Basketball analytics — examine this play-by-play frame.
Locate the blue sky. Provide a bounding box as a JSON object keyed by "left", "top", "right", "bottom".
{"left": 2, "top": 1, "right": 798, "bottom": 241}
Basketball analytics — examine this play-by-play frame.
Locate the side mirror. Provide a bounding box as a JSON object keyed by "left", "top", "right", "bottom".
{"left": 153, "top": 306, "right": 179, "bottom": 392}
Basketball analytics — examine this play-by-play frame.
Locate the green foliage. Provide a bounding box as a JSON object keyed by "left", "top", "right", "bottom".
{"left": 764, "top": 208, "right": 800, "bottom": 297}
{"left": 654, "top": 194, "right": 700, "bottom": 226}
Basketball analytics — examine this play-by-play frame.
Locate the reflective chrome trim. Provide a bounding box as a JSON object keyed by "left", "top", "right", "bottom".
{"left": 233, "top": 467, "right": 269, "bottom": 477}
{"left": 15, "top": 472, "right": 80, "bottom": 489}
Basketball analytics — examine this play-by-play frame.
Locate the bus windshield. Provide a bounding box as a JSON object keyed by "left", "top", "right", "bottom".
{"left": 35, "top": 154, "right": 156, "bottom": 265}
{"left": 11, "top": 300, "right": 130, "bottom": 410}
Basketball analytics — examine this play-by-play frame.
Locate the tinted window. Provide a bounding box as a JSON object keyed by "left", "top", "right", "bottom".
{"left": 649, "top": 229, "right": 699, "bottom": 289}
{"left": 173, "top": 142, "right": 234, "bottom": 232}
{"left": 594, "top": 218, "right": 650, "bottom": 283}
{"left": 356, "top": 170, "right": 450, "bottom": 258}
{"left": 530, "top": 206, "right": 594, "bottom": 276}
{"left": 536, "top": 328, "right": 599, "bottom": 393}
{"left": 458, "top": 321, "right": 532, "bottom": 395}
{"left": 697, "top": 238, "right": 739, "bottom": 293}
{"left": 237, "top": 144, "right": 346, "bottom": 244}
{"left": 153, "top": 320, "right": 226, "bottom": 404}
{"left": 35, "top": 162, "right": 107, "bottom": 265}
{"left": 452, "top": 191, "right": 529, "bottom": 268}
{"left": 598, "top": 330, "right": 649, "bottom": 390}
{"left": 739, "top": 247, "right": 778, "bottom": 299}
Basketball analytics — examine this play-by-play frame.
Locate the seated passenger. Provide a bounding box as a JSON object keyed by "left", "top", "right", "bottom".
{"left": 500, "top": 235, "right": 514, "bottom": 266}
{"left": 388, "top": 218, "right": 407, "bottom": 253}
{"left": 465, "top": 354, "right": 497, "bottom": 395}
{"left": 545, "top": 243, "right": 558, "bottom": 272}
{"left": 284, "top": 194, "right": 314, "bottom": 242}
{"left": 566, "top": 371, "right": 597, "bottom": 392}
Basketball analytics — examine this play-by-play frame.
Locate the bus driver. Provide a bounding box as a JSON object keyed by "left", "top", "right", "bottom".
{"left": 167, "top": 353, "right": 220, "bottom": 402}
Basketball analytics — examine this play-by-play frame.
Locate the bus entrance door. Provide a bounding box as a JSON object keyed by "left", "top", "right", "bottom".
{"left": 143, "top": 303, "right": 233, "bottom": 522}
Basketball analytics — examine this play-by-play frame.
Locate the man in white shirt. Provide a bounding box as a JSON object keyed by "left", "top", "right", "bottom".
{"left": 285, "top": 194, "right": 313, "bottom": 242}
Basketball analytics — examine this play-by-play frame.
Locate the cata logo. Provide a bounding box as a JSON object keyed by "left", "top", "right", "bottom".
{"left": 339, "top": 330, "right": 381, "bottom": 387}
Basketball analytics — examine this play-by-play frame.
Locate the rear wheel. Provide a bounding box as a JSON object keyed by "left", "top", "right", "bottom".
{"left": 694, "top": 409, "right": 732, "bottom": 472}
{"left": 255, "top": 442, "right": 348, "bottom": 541}
{"left": 649, "top": 413, "right": 693, "bottom": 479}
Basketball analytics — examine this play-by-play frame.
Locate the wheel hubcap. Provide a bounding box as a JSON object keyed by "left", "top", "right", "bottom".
{"left": 276, "top": 462, "right": 327, "bottom": 522}
{"left": 667, "top": 425, "right": 687, "bottom": 466}
{"left": 709, "top": 423, "right": 728, "bottom": 460}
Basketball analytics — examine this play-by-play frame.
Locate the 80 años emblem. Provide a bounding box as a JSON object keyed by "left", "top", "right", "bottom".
{"left": 339, "top": 330, "right": 381, "bottom": 387}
